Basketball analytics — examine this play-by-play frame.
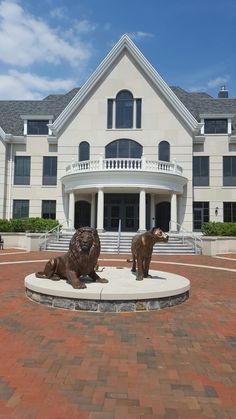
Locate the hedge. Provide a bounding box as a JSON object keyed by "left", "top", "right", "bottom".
{"left": 202, "top": 222, "right": 236, "bottom": 236}
{"left": 0, "top": 218, "right": 60, "bottom": 233}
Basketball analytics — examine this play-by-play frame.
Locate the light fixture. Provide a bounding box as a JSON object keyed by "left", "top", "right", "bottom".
{"left": 215, "top": 207, "right": 219, "bottom": 216}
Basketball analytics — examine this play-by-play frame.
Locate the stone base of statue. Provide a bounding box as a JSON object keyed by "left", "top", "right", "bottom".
{"left": 25, "top": 267, "right": 190, "bottom": 312}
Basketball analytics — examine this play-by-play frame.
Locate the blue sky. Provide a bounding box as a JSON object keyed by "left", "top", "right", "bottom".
{"left": 0, "top": 0, "right": 235, "bottom": 99}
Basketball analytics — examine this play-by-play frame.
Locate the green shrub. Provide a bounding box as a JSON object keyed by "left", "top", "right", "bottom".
{"left": 202, "top": 222, "right": 236, "bottom": 236}
{"left": 0, "top": 219, "right": 11, "bottom": 232}
{"left": 0, "top": 218, "right": 60, "bottom": 233}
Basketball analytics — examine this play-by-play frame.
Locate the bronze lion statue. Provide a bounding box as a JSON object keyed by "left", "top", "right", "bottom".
{"left": 129, "top": 227, "right": 168, "bottom": 281}
{"left": 36, "top": 227, "right": 108, "bottom": 289}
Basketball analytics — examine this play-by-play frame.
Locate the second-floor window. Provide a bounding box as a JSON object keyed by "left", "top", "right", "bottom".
{"left": 223, "top": 156, "right": 236, "bottom": 186}
{"left": 158, "top": 141, "right": 170, "bottom": 162}
{"left": 204, "top": 119, "right": 227, "bottom": 134}
{"left": 107, "top": 90, "right": 142, "bottom": 129}
{"left": 105, "top": 139, "right": 142, "bottom": 159}
{"left": 193, "top": 156, "right": 209, "bottom": 186}
{"left": 43, "top": 156, "right": 57, "bottom": 186}
{"left": 79, "top": 141, "right": 90, "bottom": 161}
{"left": 14, "top": 156, "right": 30, "bottom": 185}
{"left": 27, "top": 120, "right": 49, "bottom": 135}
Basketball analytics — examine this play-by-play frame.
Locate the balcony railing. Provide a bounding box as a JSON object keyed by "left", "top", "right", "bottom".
{"left": 65, "top": 157, "right": 183, "bottom": 176}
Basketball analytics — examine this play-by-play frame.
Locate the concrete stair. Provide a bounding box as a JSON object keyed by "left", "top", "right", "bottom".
{"left": 45, "top": 231, "right": 197, "bottom": 254}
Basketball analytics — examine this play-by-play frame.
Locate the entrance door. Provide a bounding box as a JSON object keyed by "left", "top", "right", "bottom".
{"left": 75, "top": 200, "right": 91, "bottom": 229}
{"left": 104, "top": 194, "right": 139, "bottom": 231}
{"left": 155, "top": 202, "right": 170, "bottom": 231}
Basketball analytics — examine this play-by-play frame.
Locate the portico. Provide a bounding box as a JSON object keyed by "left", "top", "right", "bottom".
{"left": 63, "top": 157, "right": 183, "bottom": 233}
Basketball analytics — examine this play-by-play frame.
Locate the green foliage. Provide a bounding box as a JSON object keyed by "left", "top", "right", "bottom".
{"left": 0, "top": 217, "right": 60, "bottom": 233}
{"left": 202, "top": 222, "right": 236, "bottom": 236}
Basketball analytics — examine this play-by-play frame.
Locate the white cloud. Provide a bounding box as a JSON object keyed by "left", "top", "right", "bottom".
{"left": 50, "top": 7, "right": 66, "bottom": 20}
{"left": 75, "top": 19, "right": 97, "bottom": 33}
{"left": 207, "top": 76, "right": 229, "bottom": 88}
{"left": 0, "top": 0, "right": 92, "bottom": 67}
{"left": 189, "top": 75, "right": 230, "bottom": 92}
{"left": 0, "top": 70, "right": 75, "bottom": 99}
{"left": 127, "top": 31, "right": 154, "bottom": 41}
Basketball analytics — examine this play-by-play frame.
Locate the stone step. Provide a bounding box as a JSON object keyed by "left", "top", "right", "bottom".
{"left": 45, "top": 232, "right": 197, "bottom": 254}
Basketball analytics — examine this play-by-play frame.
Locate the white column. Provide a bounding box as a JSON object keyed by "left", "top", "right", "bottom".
{"left": 90, "top": 193, "right": 96, "bottom": 228}
{"left": 68, "top": 191, "right": 75, "bottom": 229}
{"left": 97, "top": 188, "right": 104, "bottom": 232}
{"left": 170, "top": 193, "right": 177, "bottom": 232}
{"left": 150, "top": 193, "right": 156, "bottom": 228}
{"left": 139, "top": 189, "right": 146, "bottom": 232}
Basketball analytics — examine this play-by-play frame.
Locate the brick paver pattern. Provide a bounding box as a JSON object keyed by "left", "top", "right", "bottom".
{"left": 0, "top": 250, "right": 235, "bottom": 418}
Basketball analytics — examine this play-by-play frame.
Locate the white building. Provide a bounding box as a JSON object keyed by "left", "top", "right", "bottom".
{"left": 0, "top": 35, "right": 236, "bottom": 233}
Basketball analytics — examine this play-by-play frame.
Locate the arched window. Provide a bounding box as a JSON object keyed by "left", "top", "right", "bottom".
{"left": 158, "top": 141, "right": 170, "bottom": 162}
{"left": 105, "top": 139, "right": 142, "bottom": 159}
{"left": 115, "top": 90, "right": 133, "bottom": 128}
{"left": 79, "top": 141, "right": 90, "bottom": 161}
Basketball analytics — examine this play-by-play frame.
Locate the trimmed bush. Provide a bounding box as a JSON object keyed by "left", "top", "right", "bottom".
{"left": 202, "top": 222, "right": 236, "bottom": 236}
{"left": 0, "top": 218, "right": 60, "bottom": 233}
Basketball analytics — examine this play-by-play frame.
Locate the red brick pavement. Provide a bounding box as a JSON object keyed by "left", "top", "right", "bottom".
{"left": 0, "top": 251, "right": 235, "bottom": 418}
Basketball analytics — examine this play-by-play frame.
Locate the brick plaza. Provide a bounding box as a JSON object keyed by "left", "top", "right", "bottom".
{"left": 0, "top": 250, "right": 235, "bottom": 418}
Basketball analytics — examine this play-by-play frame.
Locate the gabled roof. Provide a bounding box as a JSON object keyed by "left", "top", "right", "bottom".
{"left": 50, "top": 34, "right": 200, "bottom": 135}
{"left": 0, "top": 89, "right": 79, "bottom": 137}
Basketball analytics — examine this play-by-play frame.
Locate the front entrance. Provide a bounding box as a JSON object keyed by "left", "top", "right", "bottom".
{"left": 75, "top": 200, "right": 91, "bottom": 228}
{"left": 104, "top": 194, "right": 139, "bottom": 231}
{"left": 155, "top": 202, "right": 170, "bottom": 231}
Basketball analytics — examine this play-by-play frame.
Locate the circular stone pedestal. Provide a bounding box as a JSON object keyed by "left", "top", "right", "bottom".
{"left": 25, "top": 267, "right": 190, "bottom": 312}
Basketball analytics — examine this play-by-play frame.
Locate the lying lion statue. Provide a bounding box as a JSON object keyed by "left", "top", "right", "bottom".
{"left": 36, "top": 227, "right": 108, "bottom": 289}
{"left": 128, "top": 227, "right": 168, "bottom": 281}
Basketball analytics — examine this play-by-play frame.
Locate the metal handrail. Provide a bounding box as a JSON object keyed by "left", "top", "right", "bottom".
{"left": 117, "top": 219, "right": 121, "bottom": 254}
{"left": 169, "top": 220, "right": 203, "bottom": 254}
{"left": 39, "top": 218, "right": 72, "bottom": 250}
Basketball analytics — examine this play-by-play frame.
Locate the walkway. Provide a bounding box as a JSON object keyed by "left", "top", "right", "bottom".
{"left": 0, "top": 250, "right": 235, "bottom": 418}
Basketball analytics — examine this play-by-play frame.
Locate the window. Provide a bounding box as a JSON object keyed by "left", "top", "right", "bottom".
{"left": 116, "top": 90, "right": 133, "bottom": 128}
{"left": 193, "top": 156, "right": 209, "bottom": 186}
{"left": 224, "top": 202, "right": 236, "bottom": 222}
{"left": 223, "top": 156, "right": 236, "bottom": 186}
{"left": 136, "top": 99, "right": 142, "bottom": 129}
{"left": 14, "top": 156, "right": 30, "bottom": 185}
{"left": 158, "top": 141, "right": 170, "bottom": 162}
{"left": 13, "top": 200, "right": 29, "bottom": 218}
{"left": 204, "top": 119, "right": 227, "bottom": 134}
{"left": 43, "top": 156, "right": 57, "bottom": 185}
{"left": 79, "top": 141, "right": 90, "bottom": 161}
{"left": 107, "top": 99, "right": 113, "bottom": 129}
{"left": 42, "top": 200, "right": 56, "bottom": 219}
{"left": 105, "top": 139, "right": 142, "bottom": 159}
{"left": 107, "top": 90, "right": 142, "bottom": 129}
{"left": 27, "top": 120, "right": 49, "bottom": 135}
{"left": 193, "top": 202, "right": 209, "bottom": 231}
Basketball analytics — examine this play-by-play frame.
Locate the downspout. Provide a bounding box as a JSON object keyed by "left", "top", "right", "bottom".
{"left": 7, "top": 143, "right": 13, "bottom": 220}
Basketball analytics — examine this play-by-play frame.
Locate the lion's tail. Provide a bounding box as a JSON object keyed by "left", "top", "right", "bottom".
{"left": 126, "top": 258, "right": 133, "bottom": 263}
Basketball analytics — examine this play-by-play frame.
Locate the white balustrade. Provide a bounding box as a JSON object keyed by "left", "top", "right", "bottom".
{"left": 65, "top": 158, "right": 183, "bottom": 176}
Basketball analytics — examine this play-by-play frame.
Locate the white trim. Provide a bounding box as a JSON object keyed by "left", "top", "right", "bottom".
{"left": 50, "top": 35, "right": 200, "bottom": 135}
{"left": 200, "top": 113, "right": 235, "bottom": 118}
{"left": 20, "top": 114, "right": 54, "bottom": 120}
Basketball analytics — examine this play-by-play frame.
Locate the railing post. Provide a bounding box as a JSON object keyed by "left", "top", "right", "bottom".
{"left": 173, "top": 159, "right": 177, "bottom": 174}
{"left": 99, "top": 154, "right": 103, "bottom": 170}
{"left": 141, "top": 154, "right": 146, "bottom": 170}
{"left": 117, "top": 219, "right": 121, "bottom": 254}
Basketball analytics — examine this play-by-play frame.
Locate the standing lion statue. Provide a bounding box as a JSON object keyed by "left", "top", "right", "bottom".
{"left": 129, "top": 227, "right": 169, "bottom": 281}
{"left": 36, "top": 227, "right": 108, "bottom": 289}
